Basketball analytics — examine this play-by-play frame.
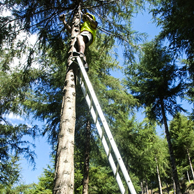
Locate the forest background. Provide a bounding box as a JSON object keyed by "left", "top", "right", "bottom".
{"left": 1, "top": 0, "right": 194, "bottom": 194}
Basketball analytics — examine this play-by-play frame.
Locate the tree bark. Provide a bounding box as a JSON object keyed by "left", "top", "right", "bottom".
{"left": 145, "top": 180, "right": 148, "bottom": 194}
{"left": 82, "top": 119, "right": 91, "bottom": 194}
{"left": 141, "top": 181, "right": 144, "bottom": 194}
{"left": 53, "top": 4, "right": 81, "bottom": 194}
{"left": 172, "top": 177, "right": 176, "bottom": 194}
{"left": 186, "top": 148, "right": 194, "bottom": 180}
{"left": 155, "top": 157, "right": 163, "bottom": 194}
{"left": 160, "top": 99, "right": 181, "bottom": 194}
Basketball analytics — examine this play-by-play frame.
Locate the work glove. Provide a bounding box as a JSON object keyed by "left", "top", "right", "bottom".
{"left": 83, "top": 14, "right": 88, "bottom": 22}
{"left": 59, "top": 14, "right": 65, "bottom": 21}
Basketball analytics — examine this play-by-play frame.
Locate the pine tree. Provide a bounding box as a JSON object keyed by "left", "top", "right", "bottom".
{"left": 125, "top": 40, "right": 186, "bottom": 194}
{"left": 153, "top": 136, "right": 170, "bottom": 194}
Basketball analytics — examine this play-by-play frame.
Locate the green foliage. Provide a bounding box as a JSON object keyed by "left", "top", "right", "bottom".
{"left": 170, "top": 113, "right": 194, "bottom": 154}
{"left": 0, "top": 123, "right": 38, "bottom": 184}
{"left": 0, "top": 9, "right": 21, "bottom": 48}
{"left": 124, "top": 40, "right": 186, "bottom": 192}
{"left": 29, "top": 166, "right": 54, "bottom": 194}
{"left": 0, "top": 37, "right": 40, "bottom": 187}
{"left": 89, "top": 166, "right": 120, "bottom": 194}
{"left": 0, "top": 68, "right": 39, "bottom": 186}
{"left": 170, "top": 113, "right": 194, "bottom": 175}
{"left": 111, "top": 108, "right": 170, "bottom": 191}
{"left": 152, "top": 0, "right": 194, "bottom": 66}
{"left": 12, "top": 165, "right": 55, "bottom": 194}
{"left": 0, "top": 156, "right": 20, "bottom": 189}
{"left": 125, "top": 40, "right": 185, "bottom": 123}
{"left": 12, "top": 159, "right": 119, "bottom": 194}
{"left": 0, "top": 183, "right": 35, "bottom": 194}
{"left": 150, "top": 0, "right": 194, "bottom": 117}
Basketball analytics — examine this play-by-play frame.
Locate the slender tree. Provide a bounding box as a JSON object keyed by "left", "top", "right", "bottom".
{"left": 155, "top": 157, "right": 163, "bottom": 194}
{"left": 153, "top": 137, "right": 170, "bottom": 194}
{"left": 82, "top": 119, "right": 91, "bottom": 194}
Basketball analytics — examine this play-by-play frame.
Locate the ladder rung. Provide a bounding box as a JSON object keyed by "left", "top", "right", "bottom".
{"left": 107, "top": 143, "right": 112, "bottom": 158}
{"left": 84, "top": 85, "right": 88, "bottom": 98}
{"left": 100, "top": 128, "right": 104, "bottom": 140}
{"left": 94, "top": 111, "right": 98, "bottom": 124}
{"left": 80, "top": 71, "right": 83, "bottom": 81}
{"left": 115, "top": 163, "right": 120, "bottom": 177}
{"left": 125, "top": 186, "right": 129, "bottom": 194}
{"left": 89, "top": 95, "right": 93, "bottom": 110}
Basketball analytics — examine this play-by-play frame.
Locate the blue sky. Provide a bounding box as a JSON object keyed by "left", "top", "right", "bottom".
{"left": 7, "top": 6, "right": 191, "bottom": 186}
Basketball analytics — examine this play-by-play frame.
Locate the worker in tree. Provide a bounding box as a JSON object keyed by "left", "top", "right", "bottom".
{"left": 59, "top": 12, "right": 98, "bottom": 72}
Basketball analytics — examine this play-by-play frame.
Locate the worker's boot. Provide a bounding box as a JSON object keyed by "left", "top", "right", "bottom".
{"left": 73, "top": 52, "right": 89, "bottom": 72}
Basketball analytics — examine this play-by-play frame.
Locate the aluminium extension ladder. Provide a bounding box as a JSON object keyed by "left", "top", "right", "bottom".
{"left": 73, "top": 55, "right": 137, "bottom": 194}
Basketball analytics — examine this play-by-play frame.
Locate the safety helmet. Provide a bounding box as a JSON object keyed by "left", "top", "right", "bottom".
{"left": 86, "top": 12, "right": 96, "bottom": 21}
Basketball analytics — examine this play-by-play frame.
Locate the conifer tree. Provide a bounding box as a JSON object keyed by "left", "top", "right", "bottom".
{"left": 125, "top": 40, "right": 186, "bottom": 194}
{"left": 170, "top": 113, "right": 194, "bottom": 181}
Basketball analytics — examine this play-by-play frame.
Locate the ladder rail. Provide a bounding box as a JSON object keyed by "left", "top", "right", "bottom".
{"left": 76, "top": 56, "right": 136, "bottom": 194}
{"left": 79, "top": 74, "right": 125, "bottom": 193}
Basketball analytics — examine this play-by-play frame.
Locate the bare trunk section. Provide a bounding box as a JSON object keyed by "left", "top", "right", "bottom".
{"left": 172, "top": 177, "right": 176, "bottom": 194}
{"left": 82, "top": 119, "right": 91, "bottom": 194}
{"left": 141, "top": 181, "right": 144, "bottom": 194}
{"left": 186, "top": 148, "right": 194, "bottom": 180}
{"left": 155, "top": 157, "right": 163, "bottom": 194}
{"left": 53, "top": 5, "right": 81, "bottom": 194}
{"left": 160, "top": 99, "right": 181, "bottom": 194}
{"left": 145, "top": 180, "right": 148, "bottom": 194}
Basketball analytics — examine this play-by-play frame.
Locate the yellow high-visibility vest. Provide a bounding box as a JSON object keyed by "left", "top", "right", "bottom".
{"left": 81, "top": 13, "right": 96, "bottom": 44}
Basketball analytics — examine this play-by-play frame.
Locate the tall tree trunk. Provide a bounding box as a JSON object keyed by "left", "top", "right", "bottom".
{"left": 186, "top": 148, "right": 194, "bottom": 180}
{"left": 53, "top": 4, "right": 81, "bottom": 194}
{"left": 187, "top": 171, "right": 190, "bottom": 183}
{"left": 145, "top": 180, "right": 148, "bottom": 194}
{"left": 141, "top": 181, "right": 144, "bottom": 194}
{"left": 172, "top": 177, "right": 176, "bottom": 194}
{"left": 160, "top": 99, "right": 181, "bottom": 194}
{"left": 82, "top": 119, "right": 91, "bottom": 194}
{"left": 155, "top": 157, "right": 163, "bottom": 194}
